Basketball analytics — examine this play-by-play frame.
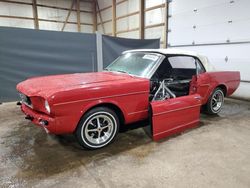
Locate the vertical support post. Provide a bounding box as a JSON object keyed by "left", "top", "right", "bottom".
{"left": 112, "top": 0, "right": 116, "bottom": 36}
{"left": 164, "top": 0, "right": 169, "bottom": 48}
{"left": 139, "top": 0, "right": 145, "bottom": 39}
{"left": 96, "top": 32, "right": 103, "bottom": 72}
{"left": 32, "top": 0, "right": 39, "bottom": 29}
{"left": 76, "top": 0, "right": 81, "bottom": 32}
{"left": 93, "top": 0, "right": 97, "bottom": 32}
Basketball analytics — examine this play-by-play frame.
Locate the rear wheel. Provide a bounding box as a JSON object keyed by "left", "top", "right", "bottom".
{"left": 75, "top": 107, "right": 119, "bottom": 149}
{"left": 205, "top": 88, "right": 224, "bottom": 115}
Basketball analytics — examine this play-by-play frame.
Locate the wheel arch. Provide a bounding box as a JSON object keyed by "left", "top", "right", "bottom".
{"left": 90, "top": 103, "right": 125, "bottom": 126}
{"left": 216, "top": 84, "right": 227, "bottom": 96}
{"left": 75, "top": 102, "right": 125, "bottom": 133}
{"left": 202, "top": 83, "right": 227, "bottom": 108}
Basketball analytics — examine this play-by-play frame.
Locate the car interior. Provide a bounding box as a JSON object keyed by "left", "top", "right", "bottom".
{"left": 149, "top": 55, "right": 205, "bottom": 101}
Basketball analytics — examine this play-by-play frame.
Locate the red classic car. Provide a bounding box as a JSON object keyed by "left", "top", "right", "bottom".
{"left": 17, "top": 49, "right": 240, "bottom": 149}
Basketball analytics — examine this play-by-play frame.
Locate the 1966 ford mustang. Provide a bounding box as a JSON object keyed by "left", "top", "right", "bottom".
{"left": 17, "top": 49, "right": 240, "bottom": 149}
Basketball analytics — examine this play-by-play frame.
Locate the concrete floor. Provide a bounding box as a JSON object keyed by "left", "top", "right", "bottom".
{"left": 0, "top": 98, "right": 250, "bottom": 188}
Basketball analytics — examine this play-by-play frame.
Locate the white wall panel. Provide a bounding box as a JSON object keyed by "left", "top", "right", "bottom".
{"left": 63, "top": 23, "right": 78, "bottom": 32}
{"left": 104, "top": 21, "right": 112, "bottom": 34}
{"left": 145, "top": 26, "right": 164, "bottom": 41}
{"left": 169, "top": 0, "right": 250, "bottom": 45}
{"left": 81, "top": 25, "right": 93, "bottom": 33}
{"left": 37, "top": 7, "right": 73, "bottom": 22}
{"left": 39, "top": 21, "right": 77, "bottom": 32}
{"left": 97, "top": 22, "right": 112, "bottom": 35}
{"left": 117, "top": 30, "right": 139, "bottom": 39}
{"left": 145, "top": 0, "right": 165, "bottom": 43}
{"left": 169, "top": 0, "right": 226, "bottom": 15}
{"left": 39, "top": 21, "right": 62, "bottom": 31}
{"left": 37, "top": 0, "right": 71, "bottom": 8}
{"left": 0, "top": 0, "right": 94, "bottom": 33}
{"left": 117, "top": 15, "right": 139, "bottom": 31}
{"left": 233, "top": 82, "right": 250, "bottom": 100}
{"left": 99, "top": 8, "right": 112, "bottom": 22}
{"left": 8, "top": 0, "right": 32, "bottom": 2}
{"left": 0, "top": 2, "right": 33, "bottom": 17}
{"left": 116, "top": 0, "right": 139, "bottom": 17}
{"left": 97, "top": 0, "right": 140, "bottom": 37}
{"left": 98, "top": 21, "right": 112, "bottom": 34}
{"left": 116, "top": 1, "right": 128, "bottom": 17}
{"left": 145, "top": 8, "right": 164, "bottom": 26}
{"left": 169, "top": 0, "right": 250, "bottom": 99}
{"left": 80, "top": 12, "right": 93, "bottom": 24}
{"left": 170, "top": 43, "right": 250, "bottom": 99}
{"left": 0, "top": 18, "right": 34, "bottom": 29}
{"left": 97, "top": 24, "right": 103, "bottom": 33}
{"left": 172, "top": 44, "right": 250, "bottom": 80}
{"left": 115, "top": 0, "right": 139, "bottom": 38}
{"left": 145, "top": 0, "right": 165, "bottom": 8}
{"left": 98, "top": 0, "right": 112, "bottom": 9}
{"left": 80, "top": 2, "right": 92, "bottom": 12}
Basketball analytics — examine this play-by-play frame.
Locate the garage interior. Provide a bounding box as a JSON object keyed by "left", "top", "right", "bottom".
{"left": 0, "top": 0, "right": 250, "bottom": 187}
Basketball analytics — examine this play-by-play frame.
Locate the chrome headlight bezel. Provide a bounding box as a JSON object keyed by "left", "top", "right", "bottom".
{"left": 19, "top": 92, "right": 33, "bottom": 108}
{"left": 45, "top": 100, "right": 50, "bottom": 114}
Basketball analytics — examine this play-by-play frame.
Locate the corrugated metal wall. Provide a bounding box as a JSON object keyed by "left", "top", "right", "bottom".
{"left": 97, "top": 0, "right": 166, "bottom": 47}
{"left": 0, "top": 0, "right": 94, "bottom": 33}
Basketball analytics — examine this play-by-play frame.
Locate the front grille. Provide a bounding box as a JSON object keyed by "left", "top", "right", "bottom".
{"left": 19, "top": 93, "right": 32, "bottom": 107}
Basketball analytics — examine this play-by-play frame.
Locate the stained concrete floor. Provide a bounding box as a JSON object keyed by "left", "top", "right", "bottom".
{"left": 0, "top": 98, "right": 250, "bottom": 188}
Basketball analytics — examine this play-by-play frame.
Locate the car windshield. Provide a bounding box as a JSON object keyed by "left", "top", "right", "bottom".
{"left": 105, "top": 52, "right": 162, "bottom": 78}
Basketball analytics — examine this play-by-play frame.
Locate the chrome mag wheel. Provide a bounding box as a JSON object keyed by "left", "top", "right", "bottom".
{"left": 207, "top": 88, "right": 224, "bottom": 114}
{"left": 211, "top": 90, "right": 224, "bottom": 112}
{"left": 76, "top": 107, "right": 119, "bottom": 149}
{"left": 84, "top": 114, "right": 114, "bottom": 145}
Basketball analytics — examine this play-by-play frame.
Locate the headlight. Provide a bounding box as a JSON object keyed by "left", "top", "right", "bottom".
{"left": 45, "top": 100, "right": 50, "bottom": 113}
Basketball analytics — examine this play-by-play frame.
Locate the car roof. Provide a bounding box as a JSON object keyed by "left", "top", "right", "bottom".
{"left": 123, "top": 48, "right": 215, "bottom": 72}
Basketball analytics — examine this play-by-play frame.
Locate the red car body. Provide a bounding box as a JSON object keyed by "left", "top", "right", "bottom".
{"left": 17, "top": 49, "right": 240, "bottom": 143}
{"left": 17, "top": 72, "right": 150, "bottom": 134}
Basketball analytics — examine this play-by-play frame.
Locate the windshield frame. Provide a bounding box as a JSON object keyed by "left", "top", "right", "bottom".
{"left": 104, "top": 52, "right": 165, "bottom": 79}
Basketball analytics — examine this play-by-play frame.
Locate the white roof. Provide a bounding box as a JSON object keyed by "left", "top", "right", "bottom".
{"left": 123, "top": 48, "right": 215, "bottom": 72}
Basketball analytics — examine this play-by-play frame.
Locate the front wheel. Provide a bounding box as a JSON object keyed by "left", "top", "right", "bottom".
{"left": 205, "top": 88, "right": 224, "bottom": 115}
{"left": 75, "top": 107, "right": 119, "bottom": 149}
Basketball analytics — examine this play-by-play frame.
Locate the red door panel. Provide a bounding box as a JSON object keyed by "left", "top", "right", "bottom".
{"left": 151, "top": 94, "right": 201, "bottom": 141}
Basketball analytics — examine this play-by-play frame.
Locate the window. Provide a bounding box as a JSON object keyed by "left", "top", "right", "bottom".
{"left": 168, "top": 56, "right": 205, "bottom": 75}
{"left": 105, "top": 52, "right": 162, "bottom": 78}
{"left": 196, "top": 59, "right": 205, "bottom": 74}
{"left": 168, "top": 56, "right": 196, "bottom": 69}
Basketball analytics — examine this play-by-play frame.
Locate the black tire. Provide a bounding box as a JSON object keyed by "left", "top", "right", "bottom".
{"left": 75, "top": 107, "right": 119, "bottom": 150}
{"left": 205, "top": 88, "right": 224, "bottom": 115}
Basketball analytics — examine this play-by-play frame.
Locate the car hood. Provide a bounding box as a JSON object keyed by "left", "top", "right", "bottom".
{"left": 17, "top": 72, "right": 142, "bottom": 98}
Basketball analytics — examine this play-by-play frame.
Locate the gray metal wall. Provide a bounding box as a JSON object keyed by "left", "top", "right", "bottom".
{"left": 0, "top": 27, "right": 97, "bottom": 102}
{"left": 102, "top": 35, "right": 160, "bottom": 67}
{"left": 0, "top": 27, "right": 159, "bottom": 102}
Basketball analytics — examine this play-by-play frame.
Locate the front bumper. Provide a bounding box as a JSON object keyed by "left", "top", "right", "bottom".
{"left": 20, "top": 104, "right": 57, "bottom": 134}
